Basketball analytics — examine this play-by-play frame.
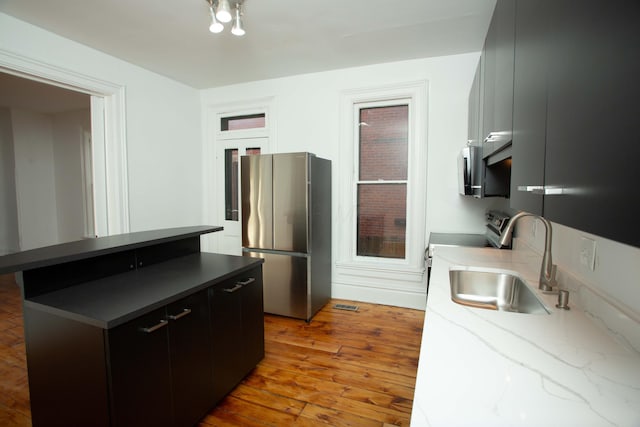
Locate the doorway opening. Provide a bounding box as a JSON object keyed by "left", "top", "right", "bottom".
{"left": 0, "top": 55, "right": 129, "bottom": 253}
{"left": 202, "top": 101, "right": 273, "bottom": 255}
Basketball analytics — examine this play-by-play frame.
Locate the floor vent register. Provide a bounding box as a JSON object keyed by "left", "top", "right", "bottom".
{"left": 333, "top": 303, "right": 359, "bottom": 312}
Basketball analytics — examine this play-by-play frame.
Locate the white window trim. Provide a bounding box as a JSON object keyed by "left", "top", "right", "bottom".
{"left": 336, "top": 81, "right": 428, "bottom": 286}
{"left": 352, "top": 99, "right": 410, "bottom": 266}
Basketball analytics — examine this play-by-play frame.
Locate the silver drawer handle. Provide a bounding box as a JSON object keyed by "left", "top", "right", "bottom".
{"left": 140, "top": 319, "right": 168, "bottom": 333}
{"left": 223, "top": 277, "right": 256, "bottom": 293}
{"left": 168, "top": 308, "right": 192, "bottom": 321}
{"left": 224, "top": 283, "right": 243, "bottom": 293}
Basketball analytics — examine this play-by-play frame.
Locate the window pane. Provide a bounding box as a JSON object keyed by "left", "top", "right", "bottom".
{"left": 246, "top": 147, "right": 261, "bottom": 156}
{"left": 224, "top": 149, "right": 239, "bottom": 221}
{"left": 221, "top": 114, "right": 266, "bottom": 131}
{"left": 357, "top": 184, "right": 406, "bottom": 258}
{"left": 359, "top": 105, "right": 408, "bottom": 181}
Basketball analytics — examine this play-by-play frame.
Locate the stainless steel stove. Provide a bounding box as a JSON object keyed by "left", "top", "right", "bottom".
{"left": 425, "top": 210, "right": 512, "bottom": 291}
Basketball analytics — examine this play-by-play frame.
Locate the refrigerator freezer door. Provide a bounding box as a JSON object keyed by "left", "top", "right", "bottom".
{"left": 272, "top": 153, "right": 309, "bottom": 253}
{"left": 241, "top": 154, "right": 273, "bottom": 249}
{"left": 244, "top": 250, "right": 309, "bottom": 320}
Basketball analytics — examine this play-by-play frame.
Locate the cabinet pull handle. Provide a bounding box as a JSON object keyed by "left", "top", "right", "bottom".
{"left": 224, "top": 283, "right": 243, "bottom": 293}
{"left": 140, "top": 319, "right": 168, "bottom": 333}
{"left": 517, "top": 185, "right": 544, "bottom": 193}
{"left": 540, "top": 187, "right": 565, "bottom": 195}
{"left": 168, "top": 308, "right": 192, "bottom": 321}
{"left": 517, "top": 185, "right": 565, "bottom": 195}
{"left": 237, "top": 277, "right": 255, "bottom": 286}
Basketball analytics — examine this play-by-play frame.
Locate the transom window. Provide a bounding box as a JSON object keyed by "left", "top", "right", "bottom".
{"left": 220, "top": 113, "right": 265, "bottom": 131}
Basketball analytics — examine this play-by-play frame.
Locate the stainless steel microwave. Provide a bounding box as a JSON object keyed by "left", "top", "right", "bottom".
{"left": 458, "top": 146, "right": 482, "bottom": 197}
{"left": 458, "top": 145, "right": 511, "bottom": 198}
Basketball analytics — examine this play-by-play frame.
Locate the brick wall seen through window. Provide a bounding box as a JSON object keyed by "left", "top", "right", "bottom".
{"left": 357, "top": 105, "right": 408, "bottom": 259}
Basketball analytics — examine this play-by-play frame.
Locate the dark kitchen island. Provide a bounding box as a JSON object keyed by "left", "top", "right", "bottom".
{"left": 0, "top": 226, "right": 264, "bottom": 427}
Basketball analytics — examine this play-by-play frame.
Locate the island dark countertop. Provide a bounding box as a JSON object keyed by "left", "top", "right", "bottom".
{"left": 25, "top": 252, "right": 263, "bottom": 329}
{"left": 0, "top": 225, "right": 222, "bottom": 275}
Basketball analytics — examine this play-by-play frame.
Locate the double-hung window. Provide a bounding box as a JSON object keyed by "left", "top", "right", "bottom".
{"left": 337, "top": 82, "right": 427, "bottom": 286}
{"left": 356, "top": 103, "right": 408, "bottom": 259}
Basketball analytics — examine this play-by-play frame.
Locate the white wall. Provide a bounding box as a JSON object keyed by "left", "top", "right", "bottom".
{"left": 0, "top": 108, "right": 19, "bottom": 255}
{"left": 201, "top": 53, "right": 507, "bottom": 308}
{"left": 0, "top": 12, "right": 203, "bottom": 233}
{"left": 4, "top": 107, "right": 92, "bottom": 250}
{"left": 11, "top": 108, "right": 59, "bottom": 250}
{"left": 52, "top": 109, "right": 91, "bottom": 242}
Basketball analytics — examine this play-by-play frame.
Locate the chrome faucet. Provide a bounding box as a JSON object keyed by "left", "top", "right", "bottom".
{"left": 499, "top": 212, "right": 557, "bottom": 292}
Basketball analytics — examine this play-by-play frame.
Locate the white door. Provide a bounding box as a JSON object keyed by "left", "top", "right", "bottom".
{"left": 216, "top": 138, "right": 265, "bottom": 255}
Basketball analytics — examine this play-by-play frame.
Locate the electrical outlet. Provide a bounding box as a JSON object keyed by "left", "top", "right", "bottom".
{"left": 579, "top": 237, "right": 596, "bottom": 271}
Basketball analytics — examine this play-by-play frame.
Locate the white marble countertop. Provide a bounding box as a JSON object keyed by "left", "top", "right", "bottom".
{"left": 410, "top": 246, "right": 640, "bottom": 427}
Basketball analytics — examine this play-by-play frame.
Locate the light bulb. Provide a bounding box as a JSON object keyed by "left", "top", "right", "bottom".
{"left": 216, "top": 0, "right": 232, "bottom": 23}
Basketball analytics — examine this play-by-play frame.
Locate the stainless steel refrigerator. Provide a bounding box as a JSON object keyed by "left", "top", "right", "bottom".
{"left": 241, "top": 152, "right": 331, "bottom": 321}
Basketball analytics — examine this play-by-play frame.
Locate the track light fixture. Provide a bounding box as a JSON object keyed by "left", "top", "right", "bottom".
{"left": 208, "top": 3, "right": 224, "bottom": 33}
{"left": 231, "top": 4, "right": 245, "bottom": 36}
{"left": 206, "top": 0, "right": 246, "bottom": 36}
{"left": 216, "top": 0, "right": 232, "bottom": 23}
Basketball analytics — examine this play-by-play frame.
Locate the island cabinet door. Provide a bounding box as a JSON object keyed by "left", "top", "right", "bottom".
{"left": 166, "top": 290, "right": 215, "bottom": 427}
{"left": 241, "top": 266, "right": 265, "bottom": 371}
{"left": 209, "top": 276, "right": 244, "bottom": 404}
{"left": 209, "top": 266, "right": 265, "bottom": 404}
{"left": 107, "top": 306, "right": 173, "bottom": 427}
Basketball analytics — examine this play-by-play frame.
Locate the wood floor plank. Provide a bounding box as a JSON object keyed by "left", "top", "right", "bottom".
{"left": 242, "top": 371, "right": 411, "bottom": 426}
{"left": 204, "top": 395, "right": 298, "bottom": 426}
{"left": 261, "top": 344, "right": 418, "bottom": 398}
{"left": 0, "top": 275, "right": 425, "bottom": 426}
{"left": 298, "top": 403, "right": 384, "bottom": 427}
{"left": 228, "top": 383, "right": 306, "bottom": 416}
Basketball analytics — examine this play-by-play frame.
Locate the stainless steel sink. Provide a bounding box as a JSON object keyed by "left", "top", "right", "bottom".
{"left": 449, "top": 268, "right": 550, "bottom": 314}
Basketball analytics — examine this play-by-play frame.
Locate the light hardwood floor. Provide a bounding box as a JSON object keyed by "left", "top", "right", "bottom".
{"left": 0, "top": 274, "right": 425, "bottom": 426}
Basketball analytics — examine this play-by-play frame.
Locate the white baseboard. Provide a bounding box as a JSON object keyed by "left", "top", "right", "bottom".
{"left": 331, "top": 282, "right": 427, "bottom": 311}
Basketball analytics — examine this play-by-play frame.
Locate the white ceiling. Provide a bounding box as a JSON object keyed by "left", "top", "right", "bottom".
{"left": 0, "top": 0, "right": 496, "bottom": 90}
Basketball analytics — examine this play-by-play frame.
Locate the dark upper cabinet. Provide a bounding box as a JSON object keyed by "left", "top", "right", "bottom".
{"left": 481, "top": 0, "right": 516, "bottom": 158}
{"left": 543, "top": 0, "right": 640, "bottom": 247}
{"left": 467, "top": 35, "right": 511, "bottom": 199}
{"left": 508, "top": 0, "right": 640, "bottom": 248}
{"left": 468, "top": 57, "right": 483, "bottom": 147}
{"left": 510, "top": 0, "right": 549, "bottom": 215}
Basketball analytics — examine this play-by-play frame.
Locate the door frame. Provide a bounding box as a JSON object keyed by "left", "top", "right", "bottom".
{"left": 202, "top": 97, "right": 275, "bottom": 253}
{"left": 0, "top": 48, "right": 130, "bottom": 237}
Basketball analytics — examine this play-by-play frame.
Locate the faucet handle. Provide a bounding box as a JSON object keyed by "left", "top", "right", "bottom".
{"left": 539, "top": 264, "right": 558, "bottom": 292}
